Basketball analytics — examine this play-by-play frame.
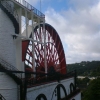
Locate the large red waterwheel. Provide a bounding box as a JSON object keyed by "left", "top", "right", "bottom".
{"left": 22, "top": 23, "right": 67, "bottom": 75}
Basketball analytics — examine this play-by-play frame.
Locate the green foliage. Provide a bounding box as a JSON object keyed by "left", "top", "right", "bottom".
{"left": 68, "top": 61, "right": 100, "bottom": 100}
{"left": 77, "top": 77, "right": 90, "bottom": 90}
{"left": 67, "top": 61, "right": 100, "bottom": 76}
{"left": 77, "top": 77, "right": 90, "bottom": 84}
{"left": 82, "top": 78, "right": 100, "bottom": 100}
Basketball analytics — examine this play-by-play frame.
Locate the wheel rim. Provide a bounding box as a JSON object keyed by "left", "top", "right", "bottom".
{"left": 22, "top": 23, "right": 67, "bottom": 74}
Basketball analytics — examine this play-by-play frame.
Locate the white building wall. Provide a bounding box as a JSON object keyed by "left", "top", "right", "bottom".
{"left": 27, "top": 81, "right": 58, "bottom": 100}
{"left": 61, "top": 77, "right": 74, "bottom": 95}
{"left": 27, "top": 77, "right": 78, "bottom": 100}
{"left": 0, "top": 72, "right": 19, "bottom": 100}
{"left": 0, "top": 8, "right": 16, "bottom": 67}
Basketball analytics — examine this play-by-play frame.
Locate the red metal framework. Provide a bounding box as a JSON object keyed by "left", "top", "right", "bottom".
{"left": 22, "top": 23, "right": 67, "bottom": 74}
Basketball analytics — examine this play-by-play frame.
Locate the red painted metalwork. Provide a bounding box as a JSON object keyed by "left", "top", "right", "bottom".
{"left": 22, "top": 40, "right": 29, "bottom": 61}
{"left": 22, "top": 23, "right": 67, "bottom": 74}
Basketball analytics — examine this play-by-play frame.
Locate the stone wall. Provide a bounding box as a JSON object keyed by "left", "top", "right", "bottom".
{"left": 0, "top": 8, "right": 16, "bottom": 67}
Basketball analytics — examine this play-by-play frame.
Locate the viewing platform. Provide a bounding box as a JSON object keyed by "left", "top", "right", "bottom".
{"left": 1, "top": 0, "right": 45, "bottom": 22}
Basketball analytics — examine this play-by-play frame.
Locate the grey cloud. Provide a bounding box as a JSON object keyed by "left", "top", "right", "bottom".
{"left": 45, "top": 1, "right": 100, "bottom": 63}
{"left": 69, "top": 0, "right": 99, "bottom": 10}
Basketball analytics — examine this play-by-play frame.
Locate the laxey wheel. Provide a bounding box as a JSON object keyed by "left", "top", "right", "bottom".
{"left": 22, "top": 23, "right": 67, "bottom": 77}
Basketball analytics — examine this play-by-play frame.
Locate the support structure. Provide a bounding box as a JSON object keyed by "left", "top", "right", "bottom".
{"left": 0, "top": 0, "right": 45, "bottom": 73}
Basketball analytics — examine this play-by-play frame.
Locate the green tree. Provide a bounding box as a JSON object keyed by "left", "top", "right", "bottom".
{"left": 82, "top": 78, "right": 100, "bottom": 100}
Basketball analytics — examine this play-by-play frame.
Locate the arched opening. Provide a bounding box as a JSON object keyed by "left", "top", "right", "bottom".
{"left": 70, "top": 83, "right": 75, "bottom": 93}
{"left": 35, "top": 94, "right": 47, "bottom": 100}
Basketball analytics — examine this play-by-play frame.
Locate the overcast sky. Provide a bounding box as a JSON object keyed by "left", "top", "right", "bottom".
{"left": 26, "top": 0, "right": 100, "bottom": 64}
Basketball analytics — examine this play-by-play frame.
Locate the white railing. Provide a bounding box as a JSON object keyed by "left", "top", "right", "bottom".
{"left": 14, "top": 0, "right": 45, "bottom": 18}
{"left": 1, "top": 0, "right": 19, "bottom": 22}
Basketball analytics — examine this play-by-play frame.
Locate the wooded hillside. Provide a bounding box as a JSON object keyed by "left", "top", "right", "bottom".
{"left": 67, "top": 61, "right": 100, "bottom": 76}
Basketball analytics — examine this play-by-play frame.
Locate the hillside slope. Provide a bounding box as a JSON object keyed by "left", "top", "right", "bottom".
{"left": 67, "top": 61, "right": 100, "bottom": 76}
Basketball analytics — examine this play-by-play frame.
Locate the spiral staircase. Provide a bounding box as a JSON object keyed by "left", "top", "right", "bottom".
{"left": 0, "top": 1, "right": 26, "bottom": 99}
{"left": 0, "top": 57, "right": 27, "bottom": 100}
{"left": 0, "top": 0, "right": 19, "bottom": 34}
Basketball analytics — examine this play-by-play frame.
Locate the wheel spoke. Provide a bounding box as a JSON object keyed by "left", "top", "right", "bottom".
{"left": 24, "top": 23, "right": 67, "bottom": 75}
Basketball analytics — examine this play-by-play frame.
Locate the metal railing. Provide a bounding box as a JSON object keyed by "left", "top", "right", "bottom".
{"left": 0, "top": 57, "right": 21, "bottom": 78}
{"left": 0, "top": 94, "right": 6, "bottom": 100}
{"left": 14, "top": 0, "right": 45, "bottom": 18}
{"left": 26, "top": 70, "right": 76, "bottom": 87}
{"left": 1, "top": 0, "right": 19, "bottom": 22}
